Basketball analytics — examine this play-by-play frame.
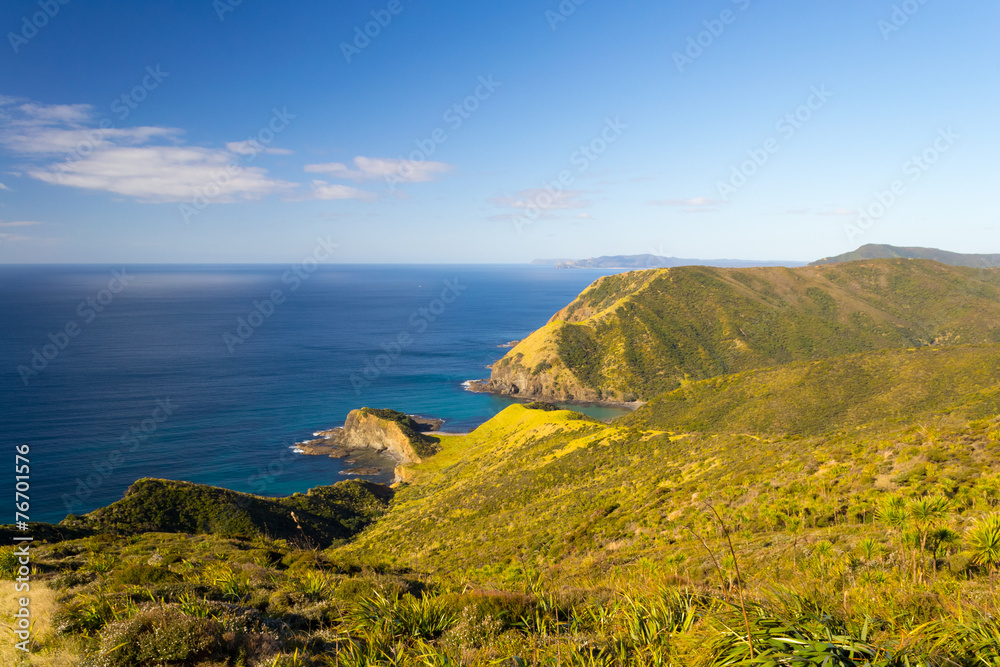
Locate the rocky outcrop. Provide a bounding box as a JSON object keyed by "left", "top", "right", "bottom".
{"left": 341, "top": 409, "right": 438, "bottom": 464}
{"left": 298, "top": 409, "right": 441, "bottom": 466}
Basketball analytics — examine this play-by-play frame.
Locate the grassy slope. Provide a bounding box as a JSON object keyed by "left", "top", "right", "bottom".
{"left": 489, "top": 259, "right": 1000, "bottom": 401}
{"left": 346, "top": 359, "right": 1000, "bottom": 583}
{"left": 60, "top": 478, "right": 391, "bottom": 548}
{"left": 623, "top": 343, "right": 1000, "bottom": 436}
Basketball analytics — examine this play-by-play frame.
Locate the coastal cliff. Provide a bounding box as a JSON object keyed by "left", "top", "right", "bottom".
{"left": 480, "top": 270, "right": 664, "bottom": 403}
{"left": 340, "top": 408, "right": 440, "bottom": 464}
{"left": 298, "top": 408, "right": 441, "bottom": 469}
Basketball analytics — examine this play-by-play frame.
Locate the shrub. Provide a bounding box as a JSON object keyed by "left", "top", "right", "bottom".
{"left": 967, "top": 513, "right": 1000, "bottom": 572}
{"left": 110, "top": 563, "right": 178, "bottom": 587}
{"left": 335, "top": 578, "right": 378, "bottom": 603}
{"left": 442, "top": 605, "right": 503, "bottom": 650}
{"left": 87, "top": 608, "right": 224, "bottom": 667}
{"left": 0, "top": 546, "right": 19, "bottom": 580}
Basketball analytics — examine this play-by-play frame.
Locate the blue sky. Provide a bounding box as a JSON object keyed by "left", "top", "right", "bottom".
{"left": 0, "top": 0, "right": 996, "bottom": 263}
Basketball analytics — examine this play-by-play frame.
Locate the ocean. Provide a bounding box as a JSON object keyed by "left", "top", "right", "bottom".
{"left": 0, "top": 264, "right": 629, "bottom": 524}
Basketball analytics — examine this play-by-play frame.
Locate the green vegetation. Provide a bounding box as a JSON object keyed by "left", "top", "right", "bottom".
{"left": 622, "top": 344, "right": 1000, "bottom": 435}
{"left": 9, "top": 258, "right": 1000, "bottom": 664}
{"left": 58, "top": 478, "right": 391, "bottom": 548}
{"left": 491, "top": 259, "right": 1000, "bottom": 402}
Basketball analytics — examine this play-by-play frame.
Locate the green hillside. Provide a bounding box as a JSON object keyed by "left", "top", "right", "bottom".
{"left": 60, "top": 478, "right": 391, "bottom": 548}
{"left": 623, "top": 344, "right": 1000, "bottom": 435}
{"left": 486, "top": 259, "right": 1000, "bottom": 402}
{"left": 14, "top": 389, "right": 1000, "bottom": 665}
{"left": 812, "top": 244, "right": 1000, "bottom": 268}
{"left": 350, "top": 383, "right": 1000, "bottom": 578}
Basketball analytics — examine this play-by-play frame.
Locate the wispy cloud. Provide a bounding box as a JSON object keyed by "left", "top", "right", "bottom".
{"left": 817, "top": 208, "right": 857, "bottom": 216}
{"left": 304, "top": 156, "right": 453, "bottom": 183}
{"left": 0, "top": 220, "right": 42, "bottom": 227}
{"left": 0, "top": 182, "right": 9, "bottom": 190}
{"left": 0, "top": 98, "right": 295, "bottom": 203}
{"left": 226, "top": 140, "right": 293, "bottom": 156}
{"left": 0, "top": 232, "right": 27, "bottom": 244}
{"left": 307, "top": 180, "right": 379, "bottom": 201}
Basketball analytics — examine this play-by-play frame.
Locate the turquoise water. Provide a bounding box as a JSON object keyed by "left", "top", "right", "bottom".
{"left": 0, "top": 265, "right": 630, "bottom": 523}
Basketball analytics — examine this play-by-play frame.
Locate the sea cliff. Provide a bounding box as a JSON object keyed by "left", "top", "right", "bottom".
{"left": 297, "top": 408, "right": 442, "bottom": 480}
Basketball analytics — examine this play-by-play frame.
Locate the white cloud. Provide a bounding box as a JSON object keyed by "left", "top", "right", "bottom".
{"left": 0, "top": 182, "right": 8, "bottom": 190}
{"left": 0, "top": 99, "right": 295, "bottom": 203}
{"left": 226, "top": 140, "right": 294, "bottom": 156}
{"left": 307, "top": 180, "right": 378, "bottom": 201}
{"left": 27, "top": 146, "right": 295, "bottom": 203}
{"left": 0, "top": 220, "right": 42, "bottom": 227}
{"left": 305, "top": 156, "right": 453, "bottom": 184}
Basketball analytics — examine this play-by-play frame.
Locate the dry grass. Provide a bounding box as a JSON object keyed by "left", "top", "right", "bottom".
{"left": 0, "top": 581, "right": 82, "bottom": 666}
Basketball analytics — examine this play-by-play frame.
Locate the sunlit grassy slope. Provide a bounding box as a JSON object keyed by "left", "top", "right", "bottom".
{"left": 349, "top": 342, "right": 1000, "bottom": 579}
{"left": 488, "top": 260, "right": 1000, "bottom": 402}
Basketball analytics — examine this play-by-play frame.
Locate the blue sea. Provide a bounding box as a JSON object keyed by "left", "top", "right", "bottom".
{"left": 0, "top": 265, "right": 629, "bottom": 524}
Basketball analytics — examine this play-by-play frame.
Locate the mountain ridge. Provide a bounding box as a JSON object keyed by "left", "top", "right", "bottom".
{"left": 811, "top": 244, "right": 1000, "bottom": 268}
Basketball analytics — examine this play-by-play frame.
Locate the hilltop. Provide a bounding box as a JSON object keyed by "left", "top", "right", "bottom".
{"left": 484, "top": 259, "right": 1000, "bottom": 403}
{"left": 812, "top": 244, "right": 1000, "bottom": 268}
